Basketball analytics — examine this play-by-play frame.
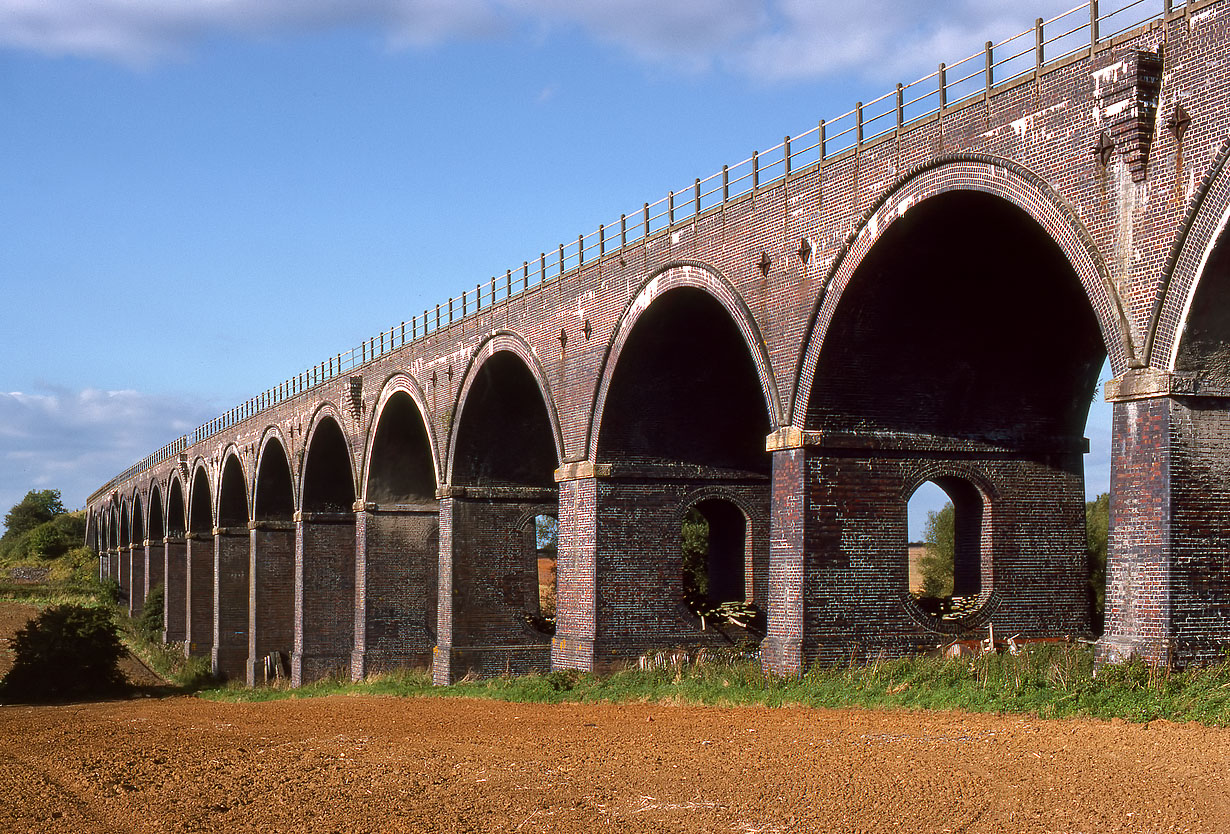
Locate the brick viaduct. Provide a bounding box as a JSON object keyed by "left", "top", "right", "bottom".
{"left": 87, "top": 1, "right": 1230, "bottom": 685}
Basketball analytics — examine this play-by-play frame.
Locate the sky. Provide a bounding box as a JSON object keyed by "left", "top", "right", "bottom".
{"left": 0, "top": 0, "right": 1118, "bottom": 537}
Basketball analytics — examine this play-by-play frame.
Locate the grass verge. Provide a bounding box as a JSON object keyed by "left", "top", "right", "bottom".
{"left": 193, "top": 644, "right": 1230, "bottom": 726}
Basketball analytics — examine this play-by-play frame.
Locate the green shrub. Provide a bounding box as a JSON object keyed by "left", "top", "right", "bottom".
{"left": 0, "top": 604, "right": 128, "bottom": 702}
{"left": 137, "top": 584, "right": 164, "bottom": 640}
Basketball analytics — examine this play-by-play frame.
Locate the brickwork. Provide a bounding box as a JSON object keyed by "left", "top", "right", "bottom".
{"left": 127, "top": 547, "right": 145, "bottom": 618}
{"left": 352, "top": 507, "right": 438, "bottom": 679}
{"left": 89, "top": 2, "right": 1230, "bottom": 681}
{"left": 145, "top": 542, "right": 164, "bottom": 602}
{"left": 163, "top": 538, "right": 187, "bottom": 643}
{"left": 432, "top": 496, "right": 552, "bottom": 683}
{"left": 248, "top": 523, "right": 295, "bottom": 685}
{"left": 293, "top": 515, "right": 356, "bottom": 685}
{"left": 185, "top": 535, "right": 214, "bottom": 657}
{"left": 212, "top": 529, "right": 250, "bottom": 680}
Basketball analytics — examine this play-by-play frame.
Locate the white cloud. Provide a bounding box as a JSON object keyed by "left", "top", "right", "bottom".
{"left": 0, "top": 0, "right": 1149, "bottom": 84}
{"left": 0, "top": 386, "right": 217, "bottom": 519}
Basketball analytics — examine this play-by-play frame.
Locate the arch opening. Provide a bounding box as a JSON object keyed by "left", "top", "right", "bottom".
{"left": 598, "top": 287, "right": 770, "bottom": 474}
{"left": 681, "top": 499, "right": 754, "bottom": 623}
{"left": 906, "top": 478, "right": 988, "bottom": 621}
{"left": 255, "top": 439, "right": 294, "bottom": 522}
{"left": 440, "top": 349, "right": 559, "bottom": 680}
{"left": 149, "top": 485, "right": 165, "bottom": 540}
{"left": 302, "top": 417, "right": 355, "bottom": 513}
{"left": 367, "top": 391, "right": 436, "bottom": 503}
{"left": 801, "top": 191, "right": 1105, "bottom": 649}
{"left": 218, "top": 456, "right": 249, "bottom": 527}
{"left": 167, "top": 480, "right": 186, "bottom": 538}
{"left": 592, "top": 287, "right": 771, "bottom": 656}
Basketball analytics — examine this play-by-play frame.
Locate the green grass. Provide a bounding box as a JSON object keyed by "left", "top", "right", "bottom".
{"left": 191, "top": 644, "right": 1230, "bottom": 726}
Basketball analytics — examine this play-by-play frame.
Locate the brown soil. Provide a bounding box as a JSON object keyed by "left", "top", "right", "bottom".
{"left": 1, "top": 606, "right": 1228, "bottom": 833}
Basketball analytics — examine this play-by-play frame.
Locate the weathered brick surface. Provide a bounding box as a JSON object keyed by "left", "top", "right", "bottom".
{"left": 88, "top": 2, "right": 1230, "bottom": 679}
{"left": 293, "top": 516, "right": 355, "bottom": 685}
{"left": 212, "top": 529, "right": 250, "bottom": 680}
{"left": 352, "top": 507, "right": 438, "bottom": 679}
{"left": 163, "top": 538, "right": 187, "bottom": 643}
{"left": 248, "top": 524, "right": 295, "bottom": 685}
{"left": 185, "top": 535, "right": 214, "bottom": 657}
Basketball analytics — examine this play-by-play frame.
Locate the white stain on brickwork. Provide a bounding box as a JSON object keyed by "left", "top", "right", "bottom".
{"left": 1091, "top": 61, "right": 1128, "bottom": 98}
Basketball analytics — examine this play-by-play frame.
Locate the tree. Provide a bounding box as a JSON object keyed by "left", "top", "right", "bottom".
{"left": 681, "top": 507, "right": 710, "bottom": 606}
{"left": 0, "top": 605, "right": 127, "bottom": 702}
{"left": 1086, "top": 492, "right": 1109, "bottom": 633}
{"left": 918, "top": 502, "right": 955, "bottom": 601}
{"left": 3, "top": 489, "right": 66, "bottom": 540}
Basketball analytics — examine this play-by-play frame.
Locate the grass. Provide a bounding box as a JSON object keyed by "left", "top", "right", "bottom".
{"left": 5, "top": 555, "right": 1229, "bottom": 725}
{"left": 188, "top": 643, "right": 1230, "bottom": 726}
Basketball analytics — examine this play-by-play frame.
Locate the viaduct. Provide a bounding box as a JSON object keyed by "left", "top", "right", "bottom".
{"left": 88, "top": 0, "right": 1230, "bottom": 685}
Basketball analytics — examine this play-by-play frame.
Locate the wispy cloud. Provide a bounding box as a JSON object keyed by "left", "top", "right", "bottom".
{"left": 0, "top": 0, "right": 1106, "bottom": 81}
{"left": 0, "top": 386, "right": 217, "bottom": 518}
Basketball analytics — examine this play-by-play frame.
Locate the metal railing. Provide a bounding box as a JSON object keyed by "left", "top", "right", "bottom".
{"left": 90, "top": 0, "right": 1191, "bottom": 503}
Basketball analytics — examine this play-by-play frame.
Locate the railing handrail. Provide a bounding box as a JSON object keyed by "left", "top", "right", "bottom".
{"left": 88, "top": 0, "right": 1192, "bottom": 505}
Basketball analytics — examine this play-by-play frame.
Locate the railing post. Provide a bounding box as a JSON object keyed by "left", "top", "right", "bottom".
{"left": 400, "top": 321, "right": 405, "bottom": 344}
{"left": 752, "top": 150, "right": 759, "bottom": 190}
{"left": 1091, "top": 0, "right": 1099, "bottom": 48}
{"left": 462, "top": 291, "right": 467, "bottom": 317}
{"left": 784, "top": 137, "right": 791, "bottom": 176}
{"left": 620, "top": 214, "right": 627, "bottom": 247}
{"left": 938, "top": 64, "right": 947, "bottom": 110}
{"left": 722, "top": 165, "right": 729, "bottom": 201}
{"left": 1164, "top": 0, "right": 1172, "bottom": 14}
{"left": 985, "top": 41, "right": 993, "bottom": 92}
{"left": 490, "top": 276, "right": 496, "bottom": 305}
{"left": 558, "top": 243, "right": 564, "bottom": 276}
{"left": 577, "top": 234, "right": 584, "bottom": 266}
{"left": 599, "top": 223, "right": 605, "bottom": 256}
{"left": 669, "top": 190, "right": 675, "bottom": 225}
{"left": 435, "top": 303, "right": 440, "bottom": 330}
{"left": 895, "top": 85, "right": 903, "bottom": 130}
{"left": 694, "top": 177, "right": 701, "bottom": 214}
{"left": 448, "top": 297, "right": 454, "bottom": 324}
{"left": 476, "top": 282, "right": 482, "bottom": 310}
{"left": 643, "top": 202, "right": 649, "bottom": 237}
{"left": 1036, "top": 17, "right": 1044, "bottom": 69}
{"left": 856, "top": 102, "right": 864, "bottom": 145}
{"left": 819, "top": 119, "right": 826, "bottom": 161}
{"left": 540, "top": 251, "right": 546, "bottom": 284}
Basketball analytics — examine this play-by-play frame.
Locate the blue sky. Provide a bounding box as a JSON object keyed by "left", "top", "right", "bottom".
{"left": 0, "top": 0, "right": 1112, "bottom": 535}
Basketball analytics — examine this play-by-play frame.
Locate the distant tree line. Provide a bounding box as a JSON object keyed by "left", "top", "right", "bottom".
{"left": 0, "top": 489, "right": 84, "bottom": 562}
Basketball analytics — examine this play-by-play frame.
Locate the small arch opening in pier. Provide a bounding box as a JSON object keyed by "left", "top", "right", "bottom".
{"left": 681, "top": 498, "right": 753, "bottom": 622}
{"left": 906, "top": 478, "right": 988, "bottom": 622}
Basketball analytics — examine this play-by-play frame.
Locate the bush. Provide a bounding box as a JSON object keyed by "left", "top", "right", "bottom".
{"left": 137, "top": 583, "right": 164, "bottom": 640}
{"left": 0, "top": 604, "right": 128, "bottom": 702}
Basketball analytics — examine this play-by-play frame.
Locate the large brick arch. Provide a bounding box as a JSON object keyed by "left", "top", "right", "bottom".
{"left": 254, "top": 426, "right": 299, "bottom": 514}
{"left": 129, "top": 487, "right": 145, "bottom": 544}
{"left": 586, "top": 261, "right": 784, "bottom": 461}
{"left": 361, "top": 372, "right": 442, "bottom": 499}
{"left": 216, "top": 446, "right": 252, "bottom": 525}
{"left": 792, "top": 155, "right": 1130, "bottom": 423}
{"left": 444, "top": 331, "right": 564, "bottom": 484}
{"left": 187, "top": 459, "right": 214, "bottom": 534}
{"left": 1150, "top": 137, "right": 1230, "bottom": 370}
{"left": 299, "top": 403, "right": 358, "bottom": 510}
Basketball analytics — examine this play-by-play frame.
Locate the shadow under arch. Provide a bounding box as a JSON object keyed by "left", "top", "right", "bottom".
{"left": 294, "top": 405, "right": 358, "bottom": 685}
{"left": 249, "top": 428, "right": 297, "bottom": 686}
{"left": 791, "top": 154, "right": 1131, "bottom": 424}
{"left": 353, "top": 372, "right": 441, "bottom": 679}
{"left": 435, "top": 332, "right": 561, "bottom": 683}
{"left": 587, "top": 261, "right": 784, "bottom": 461}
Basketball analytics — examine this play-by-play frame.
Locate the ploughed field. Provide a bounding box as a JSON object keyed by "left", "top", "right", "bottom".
{"left": 1, "top": 604, "right": 1229, "bottom": 833}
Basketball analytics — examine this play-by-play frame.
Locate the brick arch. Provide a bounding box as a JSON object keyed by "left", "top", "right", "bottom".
{"left": 900, "top": 462, "right": 999, "bottom": 504}
{"left": 360, "top": 372, "right": 442, "bottom": 500}
{"left": 129, "top": 487, "right": 145, "bottom": 544}
{"left": 792, "top": 155, "right": 1130, "bottom": 424}
{"left": 1150, "top": 136, "right": 1230, "bottom": 370}
{"left": 166, "top": 472, "right": 187, "bottom": 537}
{"left": 254, "top": 426, "right": 299, "bottom": 514}
{"left": 215, "top": 446, "right": 252, "bottom": 525}
{"left": 673, "top": 484, "right": 759, "bottom": 526}
{"left": 147, "top": 481, "right": 166, "bottom": 539}
{"left": 586, "top": 261, "right": 784, "bottom": 462}
{"left": 444, "top": 331, "right": 565, "bottom": 485}
{"left": 299, "top": 403, "right": 358, "bottom": 511}
{"left": 186, "top": 459, "right": 214, "bottom": 535}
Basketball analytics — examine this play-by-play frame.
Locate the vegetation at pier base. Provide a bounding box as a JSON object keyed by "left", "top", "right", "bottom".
{"left": 193, "top": 643, "right": 1230, "bottom": 727}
